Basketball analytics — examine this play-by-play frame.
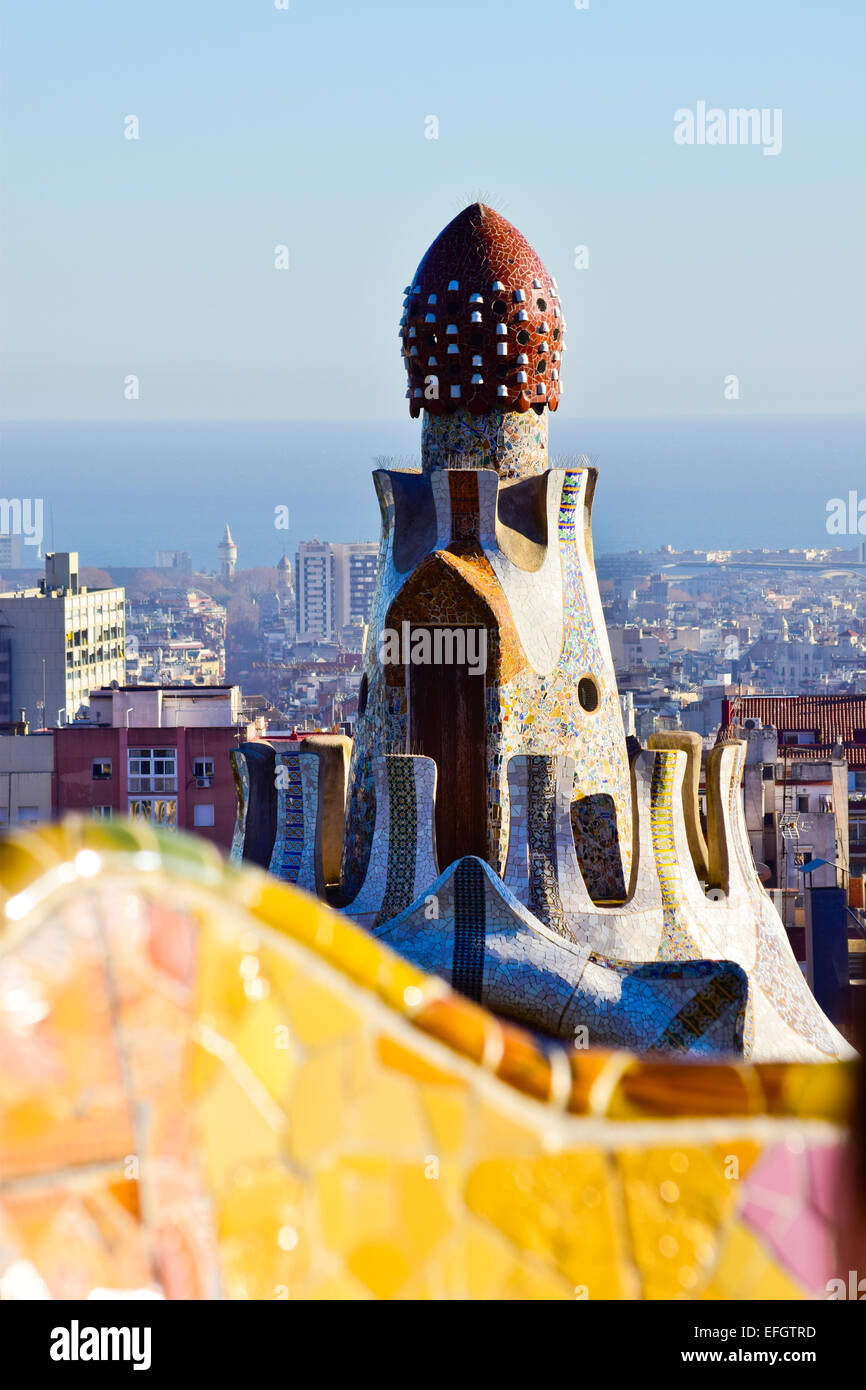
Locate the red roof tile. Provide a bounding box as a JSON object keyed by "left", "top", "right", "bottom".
{"left": 722, "top": 695, "right": 866, "bottom": 766}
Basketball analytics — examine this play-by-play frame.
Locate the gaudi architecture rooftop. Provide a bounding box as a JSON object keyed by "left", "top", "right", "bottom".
{"left": 401, "top": 203, "right": 564, "bottom": 418}
{"left": 227, "top": 201, "right": 855, "bottom": 1070}
{"left": 0, "top": 198, "right": 861, "bottom": 1303}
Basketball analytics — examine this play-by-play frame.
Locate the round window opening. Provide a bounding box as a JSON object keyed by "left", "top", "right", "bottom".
{"left": 358, "top": 673, "right": 369, "bottom": 716}
{"left": 578, "top": 676, "right": 600, "bottom": 713}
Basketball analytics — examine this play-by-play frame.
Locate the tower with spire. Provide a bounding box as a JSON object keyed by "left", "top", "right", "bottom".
{"left": 276, "top": 551, "right": 292, "bottom": 599}
{"left": 218, "top": 523, "right": 237, "bottom": 581}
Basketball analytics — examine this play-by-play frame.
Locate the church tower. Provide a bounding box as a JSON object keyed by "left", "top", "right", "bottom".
{"left": 218, "top": 523, "right": 237, "bottom": 581}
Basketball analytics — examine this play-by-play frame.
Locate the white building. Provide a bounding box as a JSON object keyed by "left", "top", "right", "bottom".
{"left": 87, "top": 683, "right": 244, "bottom": 729}
{"left": 294, "top": 541, "right": 377, "bottom": 641}
{"left": 155, "top": 550, "right": 192, "bottom": 573}
{"left": 336, "top": 542, "right": 378, "bottom": 628}
{"left": 295, "top": 541, "right": 336, "bottom": 640}
{"left": 0, "top": 553, "right": 126, "bottom": 725}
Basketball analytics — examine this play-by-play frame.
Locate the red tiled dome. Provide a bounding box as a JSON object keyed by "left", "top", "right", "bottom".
{"left": 401, "top": 204, "right": 565, "bottom": 419}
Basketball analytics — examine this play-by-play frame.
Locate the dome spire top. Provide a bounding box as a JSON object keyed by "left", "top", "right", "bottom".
{"left": 401, "top": 204, "right": 564, "bottom": 418}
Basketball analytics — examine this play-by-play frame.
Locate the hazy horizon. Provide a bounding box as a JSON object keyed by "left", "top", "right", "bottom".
{"left": 2, "top": 413, "right": 863, "bottom": 572}
{"left": 3, "top": 1, "right": 863, "bottom": 575}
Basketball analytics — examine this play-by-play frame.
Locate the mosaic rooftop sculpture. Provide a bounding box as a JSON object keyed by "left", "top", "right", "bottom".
{"left": 232, "top": 204, "right": 853, "bottom": 1066}
{"left": 401, "top": 203, "right": 564, "bottom": 418}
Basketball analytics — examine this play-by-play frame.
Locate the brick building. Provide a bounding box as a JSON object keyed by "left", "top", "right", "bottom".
{"left": 53, "top": 685, "right": 254, "bottom": 853}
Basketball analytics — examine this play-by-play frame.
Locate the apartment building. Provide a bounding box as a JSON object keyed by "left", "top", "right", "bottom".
{"left": 53, "top": 684, "right": 255, "bottom": 852}
{"left": 295, "top": 541, "right": 378, "bottom": 641}
{"left": 724, "top": 694, "right": 866, "bottom": 893}
{"left": 0, "top": 553, "right": 125, "bottom": 725}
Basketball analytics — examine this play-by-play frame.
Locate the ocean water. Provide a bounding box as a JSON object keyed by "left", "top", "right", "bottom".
{"left": 1, "top": 415, "right": 863, "bottom": 572}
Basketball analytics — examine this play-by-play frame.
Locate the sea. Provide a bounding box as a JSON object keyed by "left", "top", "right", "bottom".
{"left": 1, "top": 415, "right": 863, "bottom": 572}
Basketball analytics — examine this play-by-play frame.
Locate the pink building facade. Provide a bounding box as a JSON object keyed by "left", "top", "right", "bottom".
{"left": 53, "top": 685, "right": 253, "bottom": 853}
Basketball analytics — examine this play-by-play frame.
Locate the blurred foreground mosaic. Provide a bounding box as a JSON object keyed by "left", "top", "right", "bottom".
{"left": 0, "top": 820, "right": 857, "bottom": 1301}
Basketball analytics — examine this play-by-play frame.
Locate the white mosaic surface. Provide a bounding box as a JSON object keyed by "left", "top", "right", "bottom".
{"left": 342, "top": 462, "right": 634, "bottom": 895}
{"left": 350, "top": 744, "right": 855, "bottom": 1062}
{"left": 344, "top": 755, "right": 439, "bottom": 929}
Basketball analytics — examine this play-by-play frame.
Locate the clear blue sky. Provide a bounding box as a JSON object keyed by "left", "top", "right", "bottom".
{"left": 1, "top": 0, "right": 864, "bottom": 420}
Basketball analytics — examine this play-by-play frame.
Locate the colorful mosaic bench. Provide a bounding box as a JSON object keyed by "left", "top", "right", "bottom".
{"left": 0, "top": 819, "right": 856, "bottom": 1301}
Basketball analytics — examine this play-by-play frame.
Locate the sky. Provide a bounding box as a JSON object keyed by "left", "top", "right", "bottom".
{"left": 1, "top": 0, "right": 865, "bottom": 422}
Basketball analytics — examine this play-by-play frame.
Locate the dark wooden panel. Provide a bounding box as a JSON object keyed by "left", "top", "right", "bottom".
{"left": 408, "top": 627, "right": 487, "bottom": 868}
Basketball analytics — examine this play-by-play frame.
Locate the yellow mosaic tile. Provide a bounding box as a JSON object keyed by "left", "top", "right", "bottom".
{"left": 0, "top": 820, "right": 856, "bottom": 1301}
{"left": 703, "top": 1223, "right": 804, "bottom": 1302}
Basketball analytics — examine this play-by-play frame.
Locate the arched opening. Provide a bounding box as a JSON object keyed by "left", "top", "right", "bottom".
{"left": 386, "top": 553, "right": 511, "bottom": 869}
{"left": 571, "top": 792, "right": 627, "bottom": 903}
{"left": 408, "top": 626, "right": 488, "bottom": 865}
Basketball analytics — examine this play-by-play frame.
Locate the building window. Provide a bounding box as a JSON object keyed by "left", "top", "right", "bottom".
{"left": 193, "top": 757, "right": 214, "bottom": 781}
{"left": 92, "top": 805, "right": 112, "bottom": 820}
{"left": 92, "top": 759, "right": 112, "bottom": 781}
{"left": 128, "top": 798, "right": 177, "bottom": 827}
{"left": 193, "top": 803, "right": 215, "bottom": 827}
{"left": 128, "top": 748, "right": 177, "bottom": 794}
{"left": 797, "top": 795, "right": 810, "bottom": 813}
{"left": 17, "top": 807, "right": 39, "bottom": 822}
{"left": 0, "top": 809, "right": 8, "bottom": 826}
